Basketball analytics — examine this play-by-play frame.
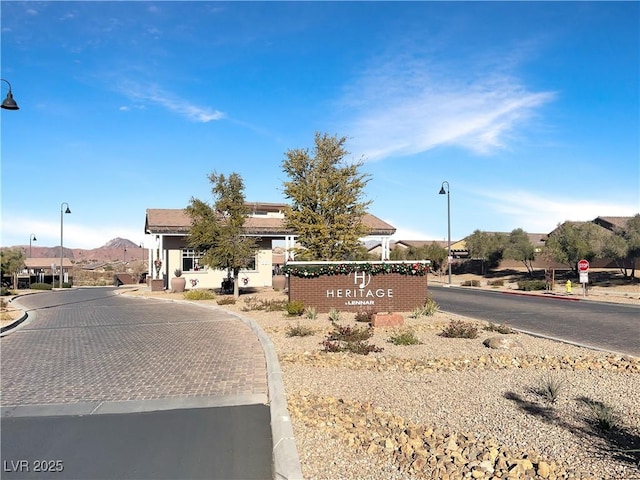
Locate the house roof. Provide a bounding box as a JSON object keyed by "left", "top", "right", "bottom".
{"left": 393, "top": 240, "right": 450, "bottom": 249}
{"left": 145, "top": 208, "right": 396, "bottom": 236}
{"left": 24, "top": 258, "right": 73, "bottom": 269}
{"left": 593, "top": 216, "right": 634, "bottom": 231}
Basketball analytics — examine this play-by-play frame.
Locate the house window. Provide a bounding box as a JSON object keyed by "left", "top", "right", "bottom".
{"left": 242, "top": 255, "right": 257, "bottom": 272}
{"left": 182, "top": 249, "right": 205, "bottom": 272}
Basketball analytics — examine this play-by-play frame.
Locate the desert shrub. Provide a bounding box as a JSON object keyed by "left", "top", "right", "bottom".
{"left": 440, "top": 319, "right": 478, "bottom": 339}
{"left": 487, "top": 279, "right": 505, "bottom": 287}
{"left": 388, "top": 329, "right": 421, "bottom": 346}
{"left": 532, "top": 373, "right": 565, "bottom": 404}
{"left": 328, "top": 308, "right": 341, "bottom": 322}
{"left": 326, "top": 323, "right": 373, "bottom": 342}
{"left": 580, "top": 398, "right": 619, "bottom": 431}
{"left": 409, "top": 307, "right": 424, "bottom": 319}
{"left": 321, "top": 322, "right": 383, "bottom": 355}
{"left": 460, "top": 279, "right": 481, "bottom": 287}
{"left": 345, "top": 341, "right": 384, "bottom": 355}
{"left": 517, "top": 280, "right": 546, "bottom": 291}
{"left": 484, "top": 322, "right": 516, "bottom": 334}
{"left": 286, "top": 300, "right": 305, "bottom": 316}
{"left": 354, "top": 309, "right": 374, "bottom": 323}
{"left": 1, "top": 287, "right": 13, "bottom": 296}
{"left": 30, "top": 283, "right": 53, "bottom": 291}
{"left": 183, "top": 290, "right": 216, "bottom": 301}
{"left": 305, "top": 307, "right": 318, "bottom": 320}
{"left": 286, "top": 324, "right": 315, "bottom": 337}
{"left": 265, "top": 300, "right": 288, "bottom": 311}
{"left": 216, "top": 296, "right": 236, "bottom": 305}
{"left": 422, "top": 297, "right": 439, "bottom": 316}
{"left": 243, "top": 297, "right": 287, "bottom": 312}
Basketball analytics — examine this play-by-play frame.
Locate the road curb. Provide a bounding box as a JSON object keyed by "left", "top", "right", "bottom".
{"left": 0, "top": 296, "right": 31, "bottom": 335}
{"left": 127, "top": 294, "right": 304, "bottom": 480}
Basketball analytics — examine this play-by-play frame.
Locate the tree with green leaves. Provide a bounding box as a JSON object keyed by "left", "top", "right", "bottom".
{"left": 465, "top": 230, "right": 506, "bottom": 274}
{"left": 390, "top": 243, "right": 447, "bottom": 273}
{"left": 282, "top": 132, "right": 372, "bottom": 260}
{"left": 185, "top": 171, "right": 258, "bottom": 298}
{"left": 604, "top": 214, "right": 640, "bottom": 278}
{"left": 544, "top": 221, "right": 608, "bottom": 273}
{"left": 503, "top": 228, "right": 536, "bottom": 275}
{"left": 0, "top": 247, "right": 25, "bottom": 290}
{"left": 622, "top": 214, "right": 640, "bottom": 278}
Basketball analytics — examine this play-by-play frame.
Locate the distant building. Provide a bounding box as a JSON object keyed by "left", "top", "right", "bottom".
{"left": 143, "top": 203, "right": 396, "bottom": 290}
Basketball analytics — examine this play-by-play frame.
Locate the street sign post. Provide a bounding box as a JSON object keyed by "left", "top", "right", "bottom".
{"left": 578, "top": 259, "right": 589, "bottom": 297}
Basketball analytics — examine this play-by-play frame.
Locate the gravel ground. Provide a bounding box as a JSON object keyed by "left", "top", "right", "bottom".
{"left": 125, "top": 285, "right": 640, "bottom": 479}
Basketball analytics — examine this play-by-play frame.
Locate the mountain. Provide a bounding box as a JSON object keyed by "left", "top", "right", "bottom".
{"left": 101, "top": 238, "right": 141, "bottom": 249}
{"left": 7, "top": 238, "right": 148, "bottom": 265}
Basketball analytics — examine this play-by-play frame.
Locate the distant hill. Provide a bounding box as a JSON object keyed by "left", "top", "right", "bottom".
{"left": 6, "top": 238, "right": 148, "bottom": 264}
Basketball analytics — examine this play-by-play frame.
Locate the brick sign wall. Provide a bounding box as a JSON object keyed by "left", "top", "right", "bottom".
{"left": 288, "top": 270, "right": 428, "bottom": 313}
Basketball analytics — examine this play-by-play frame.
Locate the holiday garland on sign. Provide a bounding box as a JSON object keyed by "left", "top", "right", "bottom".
{"left": 281, "top": 262, "right": 430, "bottom": 278}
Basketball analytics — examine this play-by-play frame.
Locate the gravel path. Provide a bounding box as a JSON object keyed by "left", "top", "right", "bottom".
{"left": 129, "top": 287, "right": 640, "bottom": 479}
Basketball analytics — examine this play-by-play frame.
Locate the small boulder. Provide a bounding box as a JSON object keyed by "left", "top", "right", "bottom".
{"left": 483, "top": 336, "right": 521, "bottom": 349}
{"left": 372, "top": 313, "right": 404, "bottom": 327}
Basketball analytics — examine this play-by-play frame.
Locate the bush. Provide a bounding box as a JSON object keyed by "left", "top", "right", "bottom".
{"left": 487, "top": 279, "right": 505, "bottom": 287}
{"left": 461, "top": 279, "right": 481, "bottom": 287}
{"left": 483, "top": 322, "right": 516, "bottom": 334}
{"left": 422, "top": 297, "right": 439, "bottom": 316}
{"left": 242, "top": 298, "right": 287, "bottom": 312}
{"left": 388, "top": 330, "right": 421, "bottom": 346}
{"left": 286, "top": 300, "right": 305, "bottom": 316}
{"left": 31, "top": 283, "right": 53, "bottom": 291}
{"left": 517, "top": 280, "right": 546, "bottom": 291}
{"left": 305, "top": 306, "right": 318, "bottom": 320}
{"left": 286, "top": 324, "right": 315, "bottom": 337}
{"left": 216, "top": 296, "right": 236, "bottom": 305}
{"left": 1, "top": 287, "right": 13, "bottom": 296}
{"left": 183, "top": 289, "right": 216, "bottom": 300}
{"left": 440, "top": 320, "right": 478, "bottom": 339}
{"left": 408, "top": 298, "right": 439, "bottom": 319}
{"left": 532, "top": 373, "right": 565, "bottom": 404}
{"left": 321, "top": 322, "right": 383, "bottom": 355}
{"left": 580, "top": 398, "right": 619, "bottom": 431}
{"left": 328, "top": 308, "right": 341, "bottom": 322}
{"left": 354, "top": 309, "right": 374, "bottom": 323}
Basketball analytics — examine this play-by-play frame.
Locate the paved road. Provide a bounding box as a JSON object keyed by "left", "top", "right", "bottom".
{"left": 429, "top": 285, "right": 640, "bottom": 357}
{"left": 0, "top": 288, "right": 273, "bottom": 479}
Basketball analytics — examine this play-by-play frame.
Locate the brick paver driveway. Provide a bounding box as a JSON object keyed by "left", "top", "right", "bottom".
{"left": 1, "top": 288, "right": 268, "bottom": 407}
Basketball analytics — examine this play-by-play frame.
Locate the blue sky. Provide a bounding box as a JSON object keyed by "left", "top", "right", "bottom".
{"left": 1, "top": 1, "right": 638, "bottom": 250}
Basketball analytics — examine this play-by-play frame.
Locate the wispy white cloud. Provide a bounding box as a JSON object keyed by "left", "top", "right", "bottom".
{"left": 340, "top": 55, "right": 555, "bottom": 162}
{"left": 473, "top": 189, "right": 638, "bottom": 233}
{"left": 388, "top": 223, "right": 441, "bottom": 242}
{"left": 116, "top": 81, "right": 224, "bottom": 123}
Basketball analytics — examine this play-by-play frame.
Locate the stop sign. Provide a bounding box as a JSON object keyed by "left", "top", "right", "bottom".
{"left": 578, "top": 259, "right": 590, "bottom": 272}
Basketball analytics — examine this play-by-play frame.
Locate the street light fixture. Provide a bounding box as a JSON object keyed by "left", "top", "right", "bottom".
{"left": 60, "top": 203, "right": 71, "bottom": 287}
{"left": 438, "top": 181, "right": 452, "bottom": 286}
{"left": 1, "top": 79, "right": 20, "bottom": 110}
{"left": 29, "top": 234, "right": 37, "bottom": 258}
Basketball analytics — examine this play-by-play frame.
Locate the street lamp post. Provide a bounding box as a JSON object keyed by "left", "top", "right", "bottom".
{"left": 29, "top": 234, "right": 37, "bottom": 258}
{"left": 1, "top": 79, "right": 19, "bottom": 110}
{"left": 60, "top": 203, "right": 71, "bottom": 287}
{"left": 438, "top": 181, "right": 451, "bottom": 285}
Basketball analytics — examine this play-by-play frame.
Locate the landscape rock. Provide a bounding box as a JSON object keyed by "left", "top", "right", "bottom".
{"left": 371, "top": 312, "right": 404, "bottom": 327}
{"left": 483, "top": 336, "right": 522, "bottom": 349}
